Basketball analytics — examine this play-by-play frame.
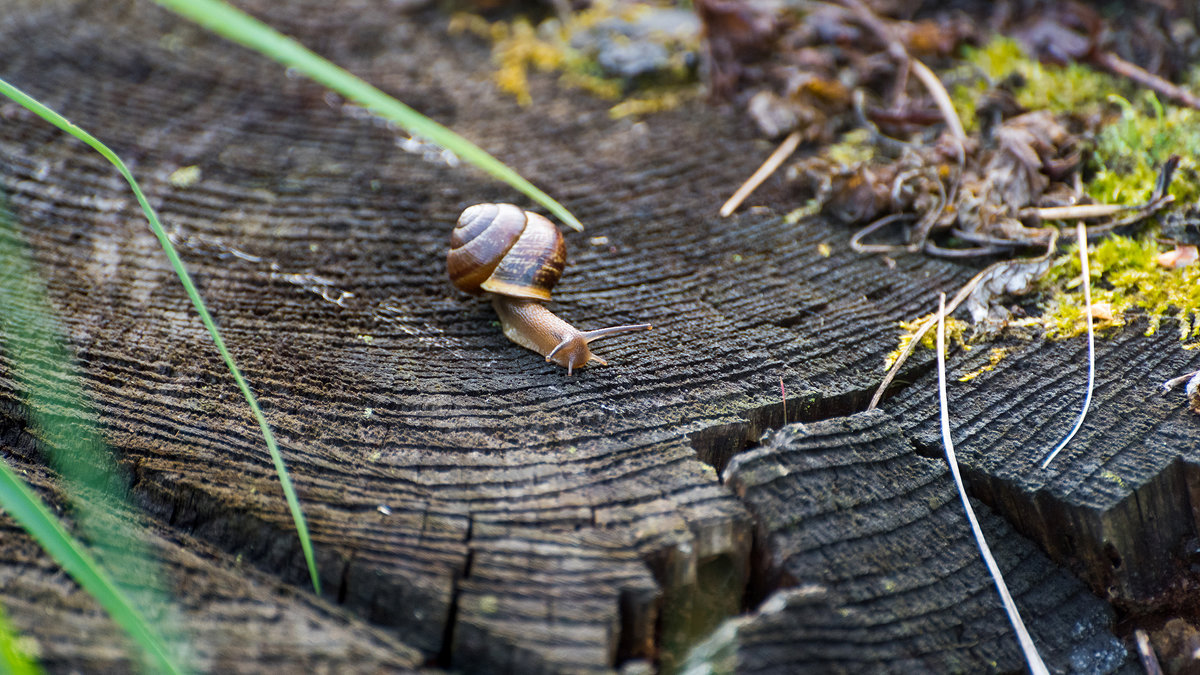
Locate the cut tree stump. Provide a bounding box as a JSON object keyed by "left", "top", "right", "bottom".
{"left": 699, "top": 410, "right": 1131, "bottom": 673}
{"left": 887, "top": 320, "right": 1200, "bottom": 607}
{"left": 0, "top": 0, "right": 1195, "bottom": 672}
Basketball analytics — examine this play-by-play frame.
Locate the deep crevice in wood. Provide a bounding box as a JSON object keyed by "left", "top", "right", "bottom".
{"left": 2, "top": 1, "right": 1192, "bottom": 670}
{"left": 616, "top": 580, "right": 658, "bottom": 665}
{"left": 967, "top": 455, "right": 1200, "bottom": 609}
{"left": 437, "top": 566, "right": 463, "bottom": 669}
{"left": 687, "top": 366, "right": 934, "bottom": 477}
{"left": 711, "top": 409, "right": 1133, "bottom": 672}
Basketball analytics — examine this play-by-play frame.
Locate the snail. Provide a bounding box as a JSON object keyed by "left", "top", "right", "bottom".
{"left": 448, "top": 203, "right": 652, "bottom": 374}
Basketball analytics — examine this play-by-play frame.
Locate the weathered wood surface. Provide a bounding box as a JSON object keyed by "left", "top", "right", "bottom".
{"left": 695, "top": 411, "right": 1131, "bottom": 673}
{"left": 0, "top": 0, "right": 1195, "bottom": 672}
{"left": 0, "top": 403, "right": 423, "bottom": 673}
{"left": 887, "top": 319, "right": 1200, "bottom": 606}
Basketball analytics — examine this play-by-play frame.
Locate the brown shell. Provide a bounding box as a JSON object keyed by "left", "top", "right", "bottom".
{"left": 447, "top": 203, "right": 565, "bottom": 301}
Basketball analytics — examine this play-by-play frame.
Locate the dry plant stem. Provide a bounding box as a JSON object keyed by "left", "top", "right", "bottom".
{"left": 842, "top": 0, "right": 966, "bottom": 253}
{"left": 866, "top": 271, "right": 978, "bottom": 410}
{"left": 850, "top": 213, "right": 915, "bottom": 254}
{"left": 868, "top": 261, "right": 999, "bottom": 409}
{"left": 1084, "top": 195, "right": 1175, "bottom": 237}
{"left": 1092, "top": 50, "right": 1200, "bottom": 111}
{"left": 840, "top": 0, "right": 966, "bottom": 148}
{"left": 1041, "top": 222, "right": 1095, "bottom": 469}
{"left": 909, "top": 59, "right": 966, "bottom": 146}
{"left": 840, "top": 0, "right": 906, "bottom": 62}
{"left": 1029, "top": 158, "right": 1178, "bottom": 236}
{"left": 868, "top": 230, "right": 1060, "bottom": 410}
{"left": 1025, "top": 204, "right": 1128, "bottom": 221}
{"left": 936, "top": 293, "right": 1049, "bottom": 675}
{"left": 1162, "top": 369, "right": 1200, "bottom": 392}
{"left": 1135, "top": 629, "right": 1165, "bottom": 675}
{"left": 720, "top": 131, "right": 801, "bottom": 217}
{"left": 852, "top": 89, "right": 913, "bottom": 155}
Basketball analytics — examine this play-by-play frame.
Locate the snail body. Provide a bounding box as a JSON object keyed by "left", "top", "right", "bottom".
{"left": 448, "top": 203, "right": 651, "bottom": 374}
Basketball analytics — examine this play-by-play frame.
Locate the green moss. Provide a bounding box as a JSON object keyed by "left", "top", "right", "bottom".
{"left": 952, "top": 38, "right": 1121, "bottom": 132}
{"left": 953, "top": 39, "right": 1200, "bottom": 206}
{"left": 1089, "top": 93, "right": 1200, "bottom": 204}
{"left": 885, "top": 314, "right": 970, "bottom": 369}
{"left": 946, "top": 38, "right": 1200, "bottom": 347}
{"left": 959, "top": 37, "right": 1124, "bottom": 118}
{"left": 825, "top": 128, "right": 875, "bottom": 166}
{"left": 957, "top": 347, "right": 1012, "bottom": 382}
{"left": 1040, "top": 235, "right": 1200, "bottom": 340}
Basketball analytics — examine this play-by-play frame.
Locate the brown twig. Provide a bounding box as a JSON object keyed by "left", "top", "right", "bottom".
{"left": 837, "top": 0, "right": 965, "bottom": 254}
{"left": 720, "top": 131, "right": 802, "bottom": 217}
{"left": 1091, "top": 51, "right": 1200, "bottom": 111}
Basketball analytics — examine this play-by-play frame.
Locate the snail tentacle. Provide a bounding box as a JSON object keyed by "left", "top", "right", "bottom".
{"left": 448, "top": 203, "right": 652, "bottom": 373}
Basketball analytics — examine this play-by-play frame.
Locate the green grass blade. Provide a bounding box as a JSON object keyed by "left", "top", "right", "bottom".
{"left": 1, "top": 188, "right": 188, "bottom": 673}
{"left": 0, "top": 459, "right": 179, "bottom": 675}
{"left": 151, "top": 0, "right": 583, "bottom": 231}
{"left": 0, "top": 77, "right": 321, "bottom": 595}
{"left": 0, "top": 601, "right": 43, "bottom": 675}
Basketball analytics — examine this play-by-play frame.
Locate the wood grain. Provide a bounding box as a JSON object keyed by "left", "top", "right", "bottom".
{"left": 1, "top": 0, "right": 1191, "bottom": 671}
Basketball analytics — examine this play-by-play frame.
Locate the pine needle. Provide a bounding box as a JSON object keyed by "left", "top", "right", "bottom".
{"left": 909, "top": 59, "right": 966, "bottom": 146}
{"left": 936, "top": 293, "right": 1049, "bottom": 675}
{"left": 720, "top": 131, "right": 801, "bottom": 217}
{"left": 1135, "top": 629, "right": 1164, "bottom": 675}
{"left": 869, "top": 230, "right": 1061, "bottom": 411}
{"left": 1041, "top": 222, "right": 1095, "bottom": 468}
{"left": 868, "top": 260, "right": 1002, "bottom": 410}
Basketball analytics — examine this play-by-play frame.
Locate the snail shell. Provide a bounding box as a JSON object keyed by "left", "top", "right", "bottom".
{"left": 447, "top": 203, "right": 565, "bottom": 301}
{"left": 447, "top": 203, "right": 652, "bottom": 374}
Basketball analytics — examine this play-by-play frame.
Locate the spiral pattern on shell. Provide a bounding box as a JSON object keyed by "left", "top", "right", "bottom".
{"left": 447, "top": 203, "right": 566, "bottom": 301}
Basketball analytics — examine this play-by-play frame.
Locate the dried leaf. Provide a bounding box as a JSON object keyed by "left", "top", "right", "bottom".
{"left": 696, "top": 0, "right": 777, "bottom": 99}
{"left": 1155, "top": 244, "right": 1199, "bottom": 268}
{"left": 964, "top": 257, "right": 1052, "bottom": 324}
{"left": 1009, "top": 0, "right": 1102, "bottom": 64}
{"left": 984, "top": 111, "right": 1072, "bottom": 210}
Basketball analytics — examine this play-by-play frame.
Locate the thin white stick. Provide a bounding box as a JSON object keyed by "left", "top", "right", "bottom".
{"left": 719, "top": 131, "right": 802, "bottom": 217}
{"left": 1135, "top": 629, "right": 1164, "bottom": 675}
{"left": 937, "top": 293, "right": 1049, "bottom": 675}
{"left": 910, "top": 59, "right": 966, "bottom": 146}
{"left": 1023, "top": 204, "right": 1127, "bottom": 220}
{"left": 1042, "top": 222, "right": 1096, "bottom": 468}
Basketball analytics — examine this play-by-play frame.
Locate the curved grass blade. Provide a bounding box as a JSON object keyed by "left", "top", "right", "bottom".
{"left": 152, "top": 0, "right": 583, "bottom": 232}
{"left": 1, "top": 187, "right": 190, "bottom": 672}
{"left": 0, "top": 77, "right": 321, "bottom": 595}
{"left": 0, "top": 601, "right": 43, "bottom": 675}
{"left": 0, "top": 460, "right": 180, "bottom": 675}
